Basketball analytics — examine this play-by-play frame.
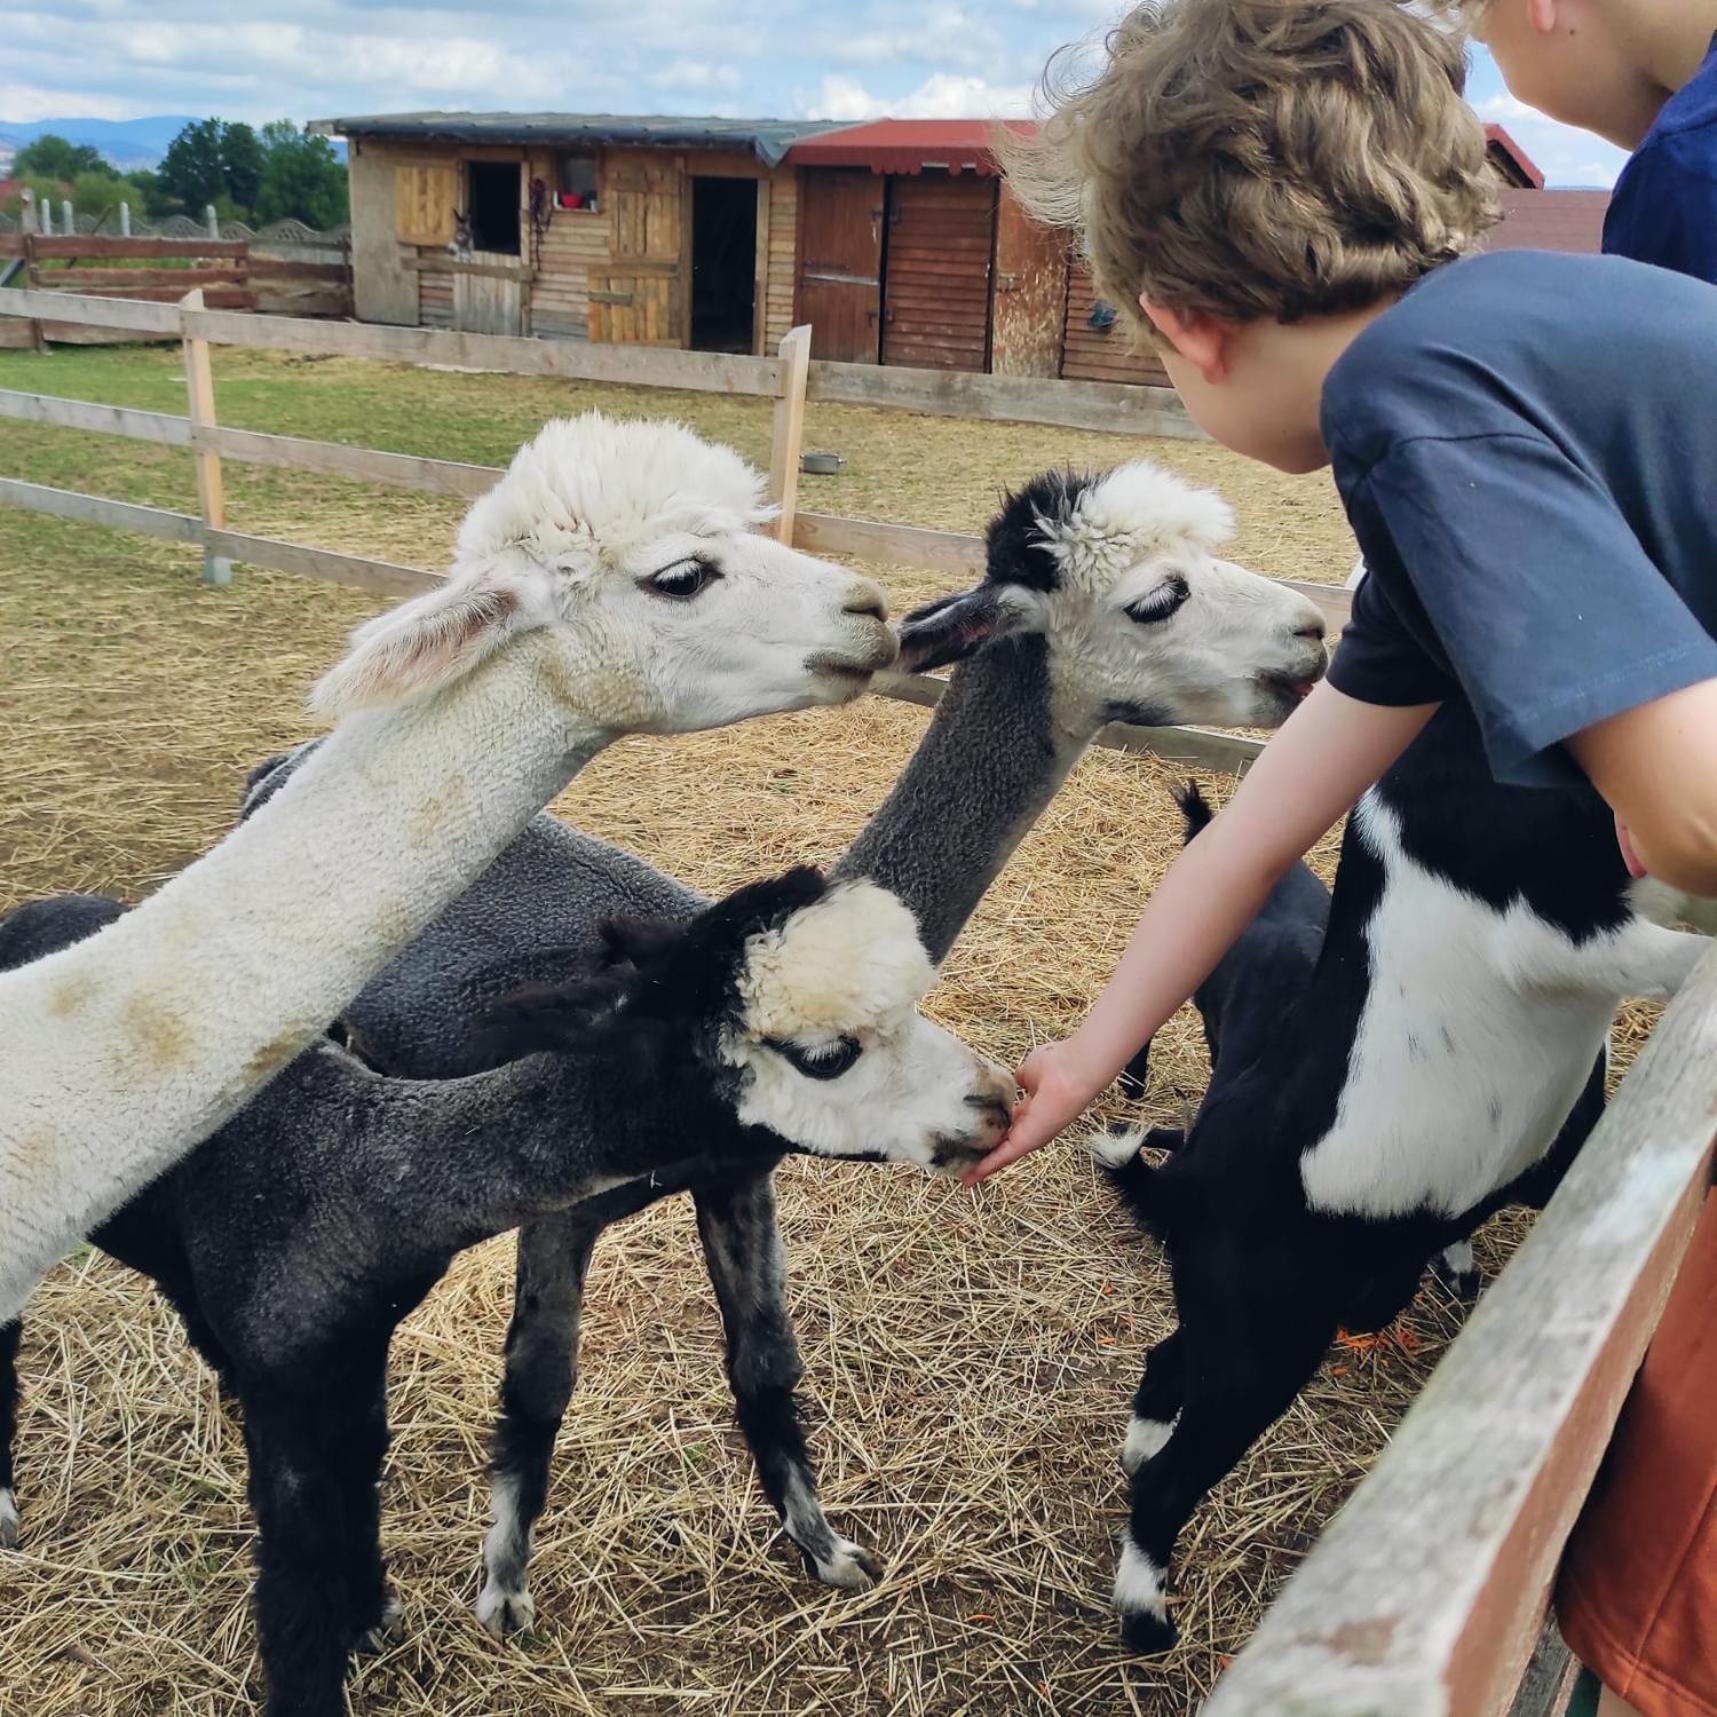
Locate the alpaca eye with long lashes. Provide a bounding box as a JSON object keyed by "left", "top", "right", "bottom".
{"left": 1124, "top": 576, "right": 1190, "bottom": 625}
{"left": 768, "top": 1035, "right": 863, "bottom": 1080}
{"left": 644, "top": 558, "right": 720, "bottom": 600}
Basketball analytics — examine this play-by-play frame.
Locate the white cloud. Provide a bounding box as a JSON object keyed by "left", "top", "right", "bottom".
{"left": 0, "top": 83, "right": 133, "bottom": 122}
{"left": 809, "top": 71, "right": 1034, "bottom": 121}
{"left": 1475, "top": 92, "right": 1628, "bottom": 188}
{"left": 646, "top": 61, "right": 743, "bottom": 94}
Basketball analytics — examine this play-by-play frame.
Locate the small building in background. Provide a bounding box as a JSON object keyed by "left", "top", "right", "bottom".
{"left": 310, "top": 112, "right": 843, "bottom": 350}
{"left": 315, "top": 112, "right": 1593, "bottom": 378}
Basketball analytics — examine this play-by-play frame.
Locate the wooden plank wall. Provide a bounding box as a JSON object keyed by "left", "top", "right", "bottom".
{"left": 881, "top": 174, "right": 996, "bottom": 372}
{"left": 418, "top": 271, "right": 454, "bottom": 328}
{"left": 532, "top": 209, "right": 610, "bottom": 339}
{"left": 763, "top": 166, "right": 799, "bottom": 353}
{"left": 1061, "top": 256, "right": 1169, "bottom": 386}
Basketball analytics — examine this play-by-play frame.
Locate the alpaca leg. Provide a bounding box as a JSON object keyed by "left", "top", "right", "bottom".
{"left": 0, "top": 1318, "right": 21, "bottom": 1548}
{"left": 1115, "top": 1272, "right": 1339, "bottom": 1653}
{"left": 1430, "top": 1239, "right": 1480, "bottom": 1300}
{"left": 695, "top": 1172, "right": 880, "bottom": 1590}
{"left": 1122, "top": 1331, "right": 1184, "bottom": 1477}
{"left": 478, "top": 1213, "right": 599, "bottom": 1638}
{"left": 329, "top": 1360, "right": 398, "bottom": 1653}
{"left": 242, "top": 1379, "right": 360, "bottom": 1717}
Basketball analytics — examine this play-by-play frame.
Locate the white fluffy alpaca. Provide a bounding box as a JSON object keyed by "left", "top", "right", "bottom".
{"left": 0, "top": 414, "right": 894, "bottom": 1319}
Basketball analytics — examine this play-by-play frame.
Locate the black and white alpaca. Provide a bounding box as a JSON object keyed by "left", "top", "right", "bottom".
{"left": 0, "top": 868, "right": 1012, "bottom": 1717}
{"left": 1093, "top": 697, "right": 1708, "bottom": 1653}
{"left": 230, "top": 462, "right": 1329, "bottom": 1631}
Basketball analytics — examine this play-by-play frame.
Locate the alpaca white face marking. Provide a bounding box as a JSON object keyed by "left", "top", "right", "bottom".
{"left": 1026, "top": 462, "right": 1329, "bottom": 734}
{"left": 723, "top": 881, "right": 1014, "bottom": 1171}
{"left": 311, "top": 413, "right": 895, "bottom": 731}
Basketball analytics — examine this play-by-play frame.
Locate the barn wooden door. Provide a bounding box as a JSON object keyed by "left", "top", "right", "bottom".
{"left": 590, "top": 152, "right": 686, "bottom": 346}
{"left": 990, "top": 182, "right": 1068, "bottom": 377}
{"left": 880, "top": 174, "right": 997, "bottom": 372}
{"left": 452, "top": 258, "right": 523, "bottom": 335}
{"left": 796, "top": 170, "right": 883, "bottom": 363}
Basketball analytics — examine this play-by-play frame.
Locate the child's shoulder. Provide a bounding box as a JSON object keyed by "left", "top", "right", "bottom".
{"left": 1322, "top": 250, "right": 1709, "bottom": 465}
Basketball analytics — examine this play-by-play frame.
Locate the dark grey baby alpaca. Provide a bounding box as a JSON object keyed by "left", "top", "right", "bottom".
{"left": 0, "top": 867, "right": 1008, "bottom": 1717}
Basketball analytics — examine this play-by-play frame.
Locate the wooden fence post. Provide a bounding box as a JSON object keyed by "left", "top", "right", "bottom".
{"left": 768, "top": 324, "right": 812, "bottom": 546}
{"left": 179, "top": 288, "right": 231, "bottom": 587}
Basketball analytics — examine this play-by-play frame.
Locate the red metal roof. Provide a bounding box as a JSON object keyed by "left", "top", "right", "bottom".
{"left": 785, "top": 119, "right": 1035, "bottom": 176}
{"left": 1484, "top": 123, "right": 1545, "bottom": 189}
{"left": 1482, "top": 186, "right": 1611, "bottom": 254}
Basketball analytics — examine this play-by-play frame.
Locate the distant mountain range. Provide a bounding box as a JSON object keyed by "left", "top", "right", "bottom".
{"left": 0, "top": 116, "right": 199, "bottom": 171}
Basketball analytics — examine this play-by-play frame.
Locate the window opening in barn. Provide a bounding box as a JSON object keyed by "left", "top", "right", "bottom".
{"left": 689, "top": 176, "right": 758, "bottom": 353}
{"left": 466, "top": 160, "right": 521, "bottom": 255}
{"left": 556, "top": 155, "right": 598, "bottom": 211}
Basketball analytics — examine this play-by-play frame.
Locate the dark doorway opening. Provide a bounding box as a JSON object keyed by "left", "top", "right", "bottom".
{"left": 690, "top": 177, "right": 757, "bottom": 353}
{"left": 467, "top": 160, "right": 521, "bottom": 255}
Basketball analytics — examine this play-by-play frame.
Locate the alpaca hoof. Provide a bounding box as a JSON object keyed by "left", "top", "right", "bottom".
{"left": 810, "top": 1537, "right": 883, "bottom": 1591}
{"left": 1120, "top": 1415, "right": 1176, "bottom": 1478}
{"left": 0, "top": 1488, "right": 19, "bottom": 1550}
{"left": 354, "top": 1593, "right": 404, "bottom": 1655}
{"left": 1431, "top": 1243, "right": 1480, "bottom": 1301}
{"left": 476, "top": 1581, "right": 536, "bottom": 1639}
{"left": 1119, "top": 1604, "right": 1178, "bottom": 1656}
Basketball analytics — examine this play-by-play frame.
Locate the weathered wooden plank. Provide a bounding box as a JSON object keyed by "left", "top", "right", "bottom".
{"left": 403, "top": 255, "right": 532, "bottom": 282}
{"left": 196, "top": 424, "right": 500, "bottom": 498}
{"left": 29, "top": 266, "right": 246, "bottom": 290}
{"left": 0, "top": 476, "right": 203, "bottom": 542}
{"left": 768, "top": 325, "right": 812, "bottom": 544}
{"left": 874, "top": 671, "right": 1263, "bottom": 769}
{"left": 0, "top": 288, "right": 182, "bottom": 333}
{"left": 179, "top": 308, "right": 782, "bottom": 395}
{"left": 806, "top": 359, "right": 1199, "bottom": 439}
{"left": 12, "top": 235, "right": 248, "bottom": 261}
{"left": 203, "top": 529, "right": 441, "bottom": 599}
{"left": 23, "top": 283, "right": 254, "bottom": 308}
{"left": 794, "top": 510, "right": 985, "bottom": 580}
{"left": 1204, "top": 942, "right": 1717, "bottom": 1717}
{"left": 1505, "top": 1620, "right": 1580, "bottom": 1717}
{"left": 0, "top": 388, "right": 193, "bottom": 446}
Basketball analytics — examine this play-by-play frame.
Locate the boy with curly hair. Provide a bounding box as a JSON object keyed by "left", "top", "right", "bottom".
{"left": 977, "top": 8, "right": 1717, "bottom": 1703}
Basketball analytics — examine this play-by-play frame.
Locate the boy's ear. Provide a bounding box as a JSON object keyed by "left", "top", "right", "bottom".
{"left": 1140, "top": 300, "right": 1231, "bottom": 384}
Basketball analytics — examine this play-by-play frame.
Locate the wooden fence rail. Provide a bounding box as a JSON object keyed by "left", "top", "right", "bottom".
{"left": 0, "top": 289, "right": 1335, "bottom": 770}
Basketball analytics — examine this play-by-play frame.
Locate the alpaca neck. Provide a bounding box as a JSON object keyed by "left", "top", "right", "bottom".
{"left": 836, "top": 636, "right": 1086, "bottom": 962}
{"left": 0, "top": 634, "right": 610, "bottom": 1320}
{"left": 348, "top": 1053, "right": 685, "bottom": 1260}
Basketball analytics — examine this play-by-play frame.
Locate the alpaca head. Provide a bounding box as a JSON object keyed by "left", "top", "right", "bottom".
{"left": 895, "top": 463, "right": 1328, "bottom": 733}
{"left": 309, "top": 415, "right": 895, "bottom": 732}
{"left": 484, "top": 868, "right": 1015, "bottom": 1174}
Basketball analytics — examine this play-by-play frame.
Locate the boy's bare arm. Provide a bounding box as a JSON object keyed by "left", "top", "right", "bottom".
{"left": 1570, "top": 677, "right": 1717, "bottom": 897}
{"left": 963, "top": 684, "right": 1439, "bottom": 1185}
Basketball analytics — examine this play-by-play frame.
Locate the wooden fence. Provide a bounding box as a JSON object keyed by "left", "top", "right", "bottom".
{"left": 0, "top": 286, "right": 1341, "bottom": 771}
{"left": 0, "top": 235, "right": 351, "bottom": 347}
{"left": 0, "top": 288, "right": 1709, "bottom": 1716}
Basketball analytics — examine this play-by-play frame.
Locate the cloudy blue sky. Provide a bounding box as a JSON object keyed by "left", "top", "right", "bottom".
{"left": 5, "top": 0, "right": 1627, "bottom": 186}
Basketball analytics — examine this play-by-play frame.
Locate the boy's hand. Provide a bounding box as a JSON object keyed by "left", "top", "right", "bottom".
{"left": 960, "top": 1039, "right": 1106, "bottom": 1187}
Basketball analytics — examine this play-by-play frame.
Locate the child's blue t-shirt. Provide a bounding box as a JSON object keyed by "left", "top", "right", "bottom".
{"left": 1603, "top": 33, "right": 1717, "bottom": 279}
{"left": 1322, "top": 249, "right": 1717, "bottom": 788}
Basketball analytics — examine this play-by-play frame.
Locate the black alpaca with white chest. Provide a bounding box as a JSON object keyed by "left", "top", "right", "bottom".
{"left": 1097, "top": 699, "right": 1706, "bottom": 1652}
{"left": 0, "top": 869, "right": 1011, "bottom": 1717}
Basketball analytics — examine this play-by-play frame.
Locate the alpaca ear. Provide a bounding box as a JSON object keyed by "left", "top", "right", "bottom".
{"left": 308, "top": 563, "right": 543, "bottom": 720}
{"left": 895, "top": 585, "right": 1031, "bottom": 674}
{"left": 598, "top": 916, "right": 688, "bottom": 972}
{"left": 472, "top": 972, "right": 630, "bottom": 1062}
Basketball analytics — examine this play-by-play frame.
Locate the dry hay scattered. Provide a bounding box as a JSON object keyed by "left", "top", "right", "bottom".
{"left": 0, "top": 348, "right": 1657, "bottom": 1716}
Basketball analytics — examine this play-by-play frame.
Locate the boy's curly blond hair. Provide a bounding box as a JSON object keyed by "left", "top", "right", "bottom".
{"left": 1002, "top": 0, "right": 1498, "bottom": 329}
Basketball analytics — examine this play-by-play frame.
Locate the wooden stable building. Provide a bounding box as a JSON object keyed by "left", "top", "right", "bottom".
{"left": 318, "top": 111, "right": 1553, "bottom": 386}
{"left": 313, "top": 112, "right": 844, "bottom": 351}
{"left": 783, "top": 119, "right": 1170, "bottom": 385}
